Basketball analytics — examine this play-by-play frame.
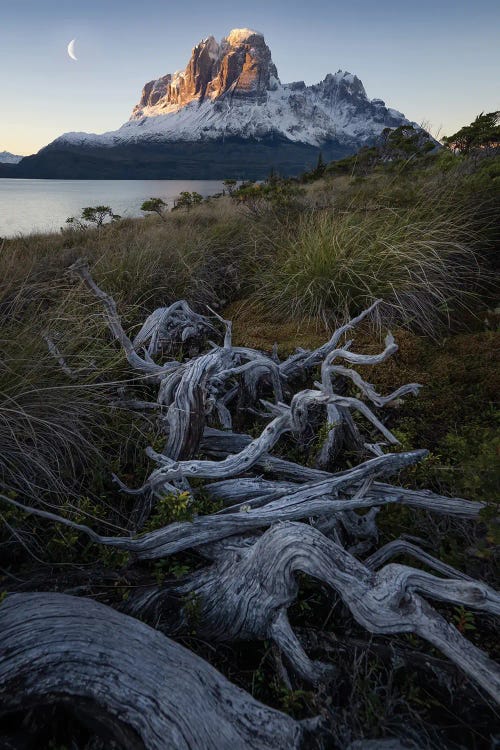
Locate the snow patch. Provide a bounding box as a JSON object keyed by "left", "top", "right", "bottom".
{"left": 0, "top": 151, "right": 23, "bottom": 164}
{"left": 225, "top": 28, "right": 263, "bottom": 45}
{"left": 55, "top": 81, "right": 413, "bottom": 151}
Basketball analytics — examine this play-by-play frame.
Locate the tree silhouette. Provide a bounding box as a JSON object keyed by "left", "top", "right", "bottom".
{"left": 141, "top": 197, "right": 168, "bottom": 221}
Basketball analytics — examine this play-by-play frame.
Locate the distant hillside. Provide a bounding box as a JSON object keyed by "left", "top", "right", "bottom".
{"left": 0, "top": 151, "right": 23, "bottom": 165}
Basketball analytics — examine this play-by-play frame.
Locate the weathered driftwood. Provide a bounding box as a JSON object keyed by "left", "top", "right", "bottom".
{"left": 162, "top": 348, "right": 236, "bottom": 459}
{"left": 126, "top": 521, "right": 500, "bottom": 699}
{"left": 71, "top": 259, "right": 284, "bottom": 461}
{"left": 134, "top": 375, "right": 416, "bottom": 497}
{"left": 43, "top": 331, "right": 74, "bottom": 372}
{"left": 0, "top": 450, "right": 427, "bottom": 559}
{"left": 69, "top": 258, "right": 180, "bottom": 380}
{"left": 4, "top": 486, "right": 497, "bottom": 699}
{"left": 364, "top": 539, "right": 474, "bottom": 580}
{"left": 0, "top": 593, "right": 318, "bottom": 750}
{"left": 310, "top": 329, "right": 420, "bottom": 467}
{"left": 200, "top": 430, "right": 484, "bottom": 519}
{"left": 6, "top": 268, "right": 498, "bottom": 744}
{"left": 279, "top": 299, "right": 381, "bottom": 379}
{"left": 132, "top": 299, "right": 216, "bottom": 356}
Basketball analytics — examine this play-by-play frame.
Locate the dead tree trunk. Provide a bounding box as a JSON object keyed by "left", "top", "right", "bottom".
{"left": 0, "top": 593, "right": 318, "bottom": 750}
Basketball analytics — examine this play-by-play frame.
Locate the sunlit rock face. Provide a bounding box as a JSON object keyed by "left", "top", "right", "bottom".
{"left": 207, "top": 29, "right": 278, "bottom": 101}
{"left": 133, "top": 29, "right": 278, "bottom": 115}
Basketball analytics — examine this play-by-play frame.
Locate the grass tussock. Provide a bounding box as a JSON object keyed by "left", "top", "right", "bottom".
{"left": 0, "top": 200, "right": 258, "bottom": 510}
{"left": 253, "top": 186, "right": 492, "bottom": 335}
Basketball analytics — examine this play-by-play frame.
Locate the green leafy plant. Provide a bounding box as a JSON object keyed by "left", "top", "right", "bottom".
{"left": 143, "top": 491, "right": 195, "bottom": 531}
{"left": 275, "top": 684, "right": 313, "bottom": 715}
{"left": 453, "top": 606, "right": 476, "bottom": 634}
{"left": 141, "top": 197, "right": 168, "bottom": 221}
{"left": 173, "top": 191, "right": 203, "bottom": 211}
{"left": 66, "top": 205, "right": 121, "bottom": 229}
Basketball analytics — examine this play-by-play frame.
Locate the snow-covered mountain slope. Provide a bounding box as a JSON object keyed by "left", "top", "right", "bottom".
{"left": 0, "top": 151, "right": 23, "bottom": 164}
{"left": 52, "top": 28, "right": 413, "bottom": 151}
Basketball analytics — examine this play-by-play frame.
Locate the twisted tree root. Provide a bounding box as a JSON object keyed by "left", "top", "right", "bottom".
{"left": 126, "top": 522, "right": 500, "bottom": 700}
{"left": 5, "top": 268, "right": 495, "bottom": 743}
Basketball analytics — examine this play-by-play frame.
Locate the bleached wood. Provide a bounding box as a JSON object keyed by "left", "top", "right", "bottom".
{"left": 133, "top": 300, "right": 216, "bottom": 356}
{"left": 0, "top": 593, "right": 315, "bottom": 749}
{"left": 128, "top": 522, "right": 500, "bottom": 699}
{"left": 0, "top": 450, "right": 424, "bottom": 559}
{"left": 279, "top": 300, "right": 381, "bottom": 379}
{"left": 5, "top": 280, "right": 497, "bottom": 736}
{"left": 69, "top": 258, "right": 178, "bottom": 379}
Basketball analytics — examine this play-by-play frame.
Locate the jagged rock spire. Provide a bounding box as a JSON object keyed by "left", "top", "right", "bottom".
{"left": 133, "top": 29, "right": 279, "bottom": 117}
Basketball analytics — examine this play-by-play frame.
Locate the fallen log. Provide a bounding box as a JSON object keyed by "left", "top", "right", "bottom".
{"left": 0, "top": 592, "right": 318, "bottom": 749}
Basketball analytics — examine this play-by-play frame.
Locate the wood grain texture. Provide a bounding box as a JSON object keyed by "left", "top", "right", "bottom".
{"left": 0, "top": 593, "right": 317, "bottom": 750}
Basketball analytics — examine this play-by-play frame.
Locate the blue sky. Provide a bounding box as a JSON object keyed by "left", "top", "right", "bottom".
{"left": 1, "top": 0, "right": 499, "bottom": 154}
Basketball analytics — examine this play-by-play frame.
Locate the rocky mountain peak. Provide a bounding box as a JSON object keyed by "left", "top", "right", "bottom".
{"left": 50, "top": 27, "right": 415, "bottom": 173}
{"left": 132, "top": 29, "right": 279, "bottom": 118}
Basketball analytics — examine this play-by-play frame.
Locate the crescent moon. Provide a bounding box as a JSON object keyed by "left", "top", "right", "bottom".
{"left": 67, "top": 39, "right": 78, "bottom": 61}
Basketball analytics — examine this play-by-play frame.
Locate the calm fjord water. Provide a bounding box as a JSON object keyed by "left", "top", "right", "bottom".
{"left": 0, "top": 179, "right": 224, "bottom": 237}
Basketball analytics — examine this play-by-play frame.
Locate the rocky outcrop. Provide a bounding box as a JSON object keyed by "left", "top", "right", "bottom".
{"left": 133, "top": 29, "right": 278, "bottom": 117}
{"left": 207, "top": 29, "right": 278, "bottom": 101}
{"left": 121, "top": 28, "right": 411, "bottom": 149}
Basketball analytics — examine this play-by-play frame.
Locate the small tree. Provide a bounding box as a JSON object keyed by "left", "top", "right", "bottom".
{"left": 233, "top": 179, "right": 305, "bottom": 216}
{"left": 314, "top": 151, "right": 326, "bottom": 178}
{"left": 141, "top": 197, "right": 168, "bottom": 221}
{"left": 443, "top": 111, "right": 500, "bottom": 154}
{"left": 66, "top": 205, "right": 121, "bottom": 230}
{"left": 174, "top": 191, "right": 204, "bottom": 211}
{"left": 267, "top": 166, "right": 278, "bottom": 186}
{"left": 300, "top": 152, "right": 328, "bottom": 183}
{"left": 81, "top": 206, "right": 121, "bottom": 227}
